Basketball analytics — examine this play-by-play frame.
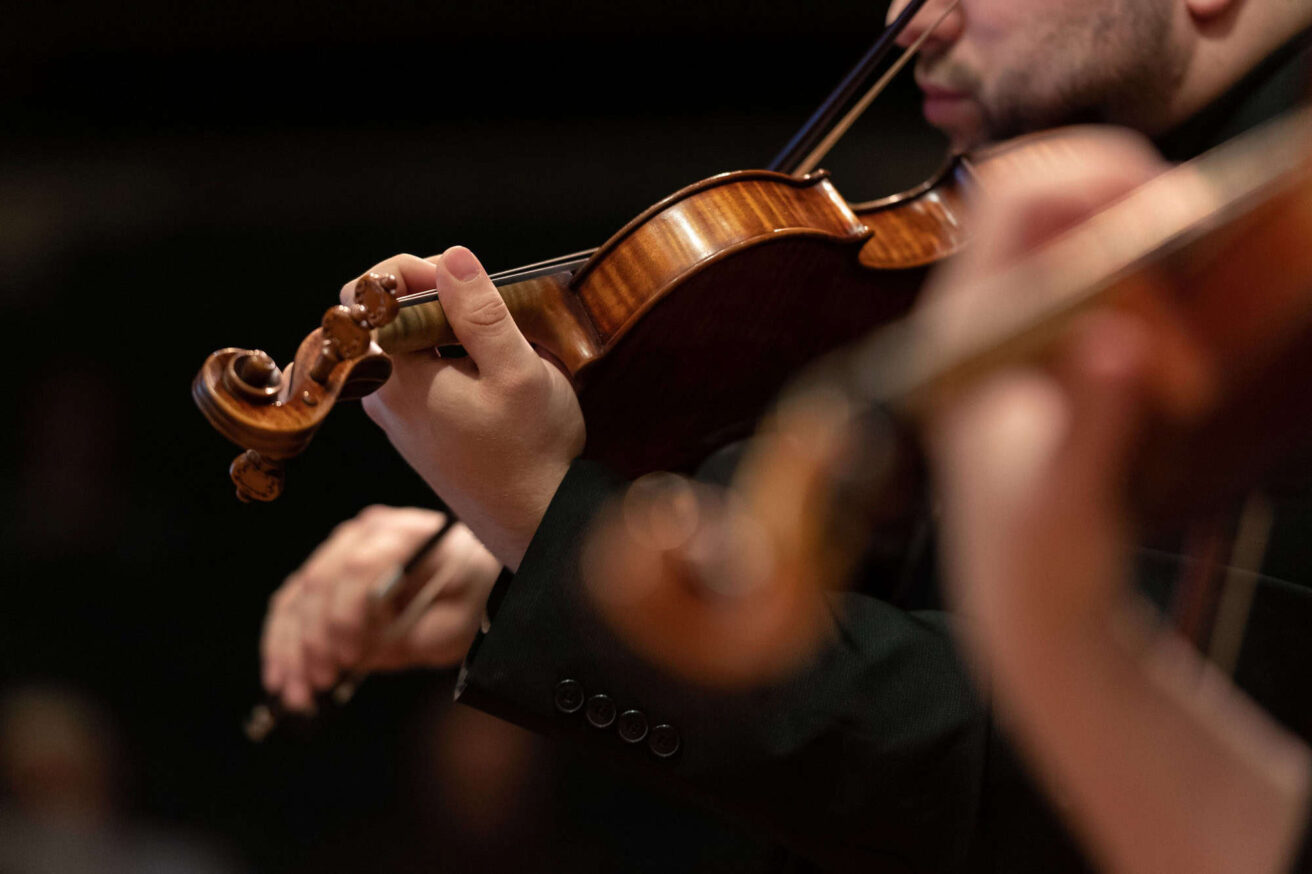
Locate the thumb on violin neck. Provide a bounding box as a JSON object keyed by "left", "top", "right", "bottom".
{"left": 442, "top": 245, "right": 483, "bottom": 281}
{"left": 434, "top": 246, "right": 536, "bottom": 377}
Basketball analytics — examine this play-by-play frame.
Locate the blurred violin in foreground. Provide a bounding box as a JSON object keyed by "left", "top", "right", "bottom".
{"left": 582, "top": 107, "right": 1312, "bottom": 687}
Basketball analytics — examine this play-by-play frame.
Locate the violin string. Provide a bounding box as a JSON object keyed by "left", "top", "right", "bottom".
{"left": 794, "top": 0, "right": 961, "bottom": 177}
{"left": 395, "top": 249, "right": 597, "bottom": 309}
{"left": 484, "top": 248, "right": 596, "bottom": 285}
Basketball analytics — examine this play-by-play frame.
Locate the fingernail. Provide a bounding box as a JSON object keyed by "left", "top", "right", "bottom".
{"left": 285, "top": 683, "right": 315, "bottom": 715}
{"left": 444, "top": 246, "right": 482, "bottom": 281}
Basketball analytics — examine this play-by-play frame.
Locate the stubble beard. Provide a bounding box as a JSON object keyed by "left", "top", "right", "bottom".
{"left": 950, "top": 1, "right": 1185, "bottom": 145}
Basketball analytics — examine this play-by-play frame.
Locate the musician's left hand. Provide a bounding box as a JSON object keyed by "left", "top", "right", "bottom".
{"left": 342, "top": 246, "right": 585, "bottom": 571}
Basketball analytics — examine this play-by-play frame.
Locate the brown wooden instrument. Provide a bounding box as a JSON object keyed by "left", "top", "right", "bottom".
{"left": 581, "top": 107, "right": 1312, "bottom": 687}
{"left": 196, "top": 162, "right": 986, "bottom": 500}
{"left": 192, "top": 0, "right": 979, "bottom": 501}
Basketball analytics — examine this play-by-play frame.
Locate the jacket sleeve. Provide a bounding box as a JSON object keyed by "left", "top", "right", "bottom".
{"left": 456, "top": 459, "right": 1087, "bottom": 873}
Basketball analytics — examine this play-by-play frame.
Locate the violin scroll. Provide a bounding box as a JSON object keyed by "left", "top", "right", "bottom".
{"left": 192, "top": 272, "right": 402, "bottom": 501}
{"left": 223, "top": 350, "right": 282, "bottom": 404}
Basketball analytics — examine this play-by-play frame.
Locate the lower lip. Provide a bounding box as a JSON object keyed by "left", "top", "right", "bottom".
{"left": 922, "top": 94, "right": 970, "bottom": 125}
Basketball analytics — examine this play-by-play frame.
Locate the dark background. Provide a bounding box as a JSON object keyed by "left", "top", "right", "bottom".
{"left": 1, "top": 1, "right": 944, "bottom": 870}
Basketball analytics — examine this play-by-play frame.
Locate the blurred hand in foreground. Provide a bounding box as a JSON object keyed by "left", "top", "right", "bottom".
{"left": 922, "top": 126, "right": 1310, "bottom": 874}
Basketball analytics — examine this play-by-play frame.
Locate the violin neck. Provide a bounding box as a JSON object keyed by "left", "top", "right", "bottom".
{"left": 393, "top": 247, "right": 597, "bottom": 309}
{"left": 373, "top": 264, "right": 602, "bottom": 378}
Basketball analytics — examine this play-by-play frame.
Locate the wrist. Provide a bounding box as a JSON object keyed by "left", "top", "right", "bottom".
{"left": 981, "top": 596, "right": 1130, "bottom": 705}
{"left": 510, "top": 459, "right": 573, "bottom": 570}
{"left": 454, "top": 459, "right": 571, "bottom": 573}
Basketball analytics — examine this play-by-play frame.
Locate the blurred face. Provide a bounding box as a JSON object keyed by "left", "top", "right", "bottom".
{"left": 887, "top": 0, "right": 1187, "bottom": 149}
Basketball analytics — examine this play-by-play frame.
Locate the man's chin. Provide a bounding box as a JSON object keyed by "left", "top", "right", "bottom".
{"left": 921, "top": 97, "right": 986, "bottom": 152}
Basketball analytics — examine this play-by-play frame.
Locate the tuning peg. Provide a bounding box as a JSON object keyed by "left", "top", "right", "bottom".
{"left": 230, "top": 449, "right": 285, "bottom": 502}
{"left": 353, "top": 272, "right": 400, "bottom": 327}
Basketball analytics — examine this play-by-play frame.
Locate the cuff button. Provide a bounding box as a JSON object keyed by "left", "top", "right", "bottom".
{"left": 585, "top": 694, "right": 617, "bottom": 729}
{"left": 617, "top": 709, "right": 648, "bottom": 744}
{"left": 648, "top": 723, "right": 680, "bottom": 759}
{"left": 554, "top": 679, "right": 585, "bottom": 714}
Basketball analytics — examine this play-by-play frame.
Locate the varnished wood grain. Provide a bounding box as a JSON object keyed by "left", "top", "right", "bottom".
{"left": 193, "top": 329, "right": 391, "bottom": 459}
{"left": 574, "top": 170, "right": 870, "bottom": 343}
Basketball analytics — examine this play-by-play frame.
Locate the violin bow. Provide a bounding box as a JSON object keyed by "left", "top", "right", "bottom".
{"left": 404, "top": 0, "right": 952, "bottom": 308}
{"left": 770, "top": 0, "right": 958, "bottom": 175}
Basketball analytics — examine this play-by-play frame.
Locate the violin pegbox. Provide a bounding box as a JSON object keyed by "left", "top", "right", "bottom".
{"left": 192, "top": 272, "right": 401, "bottom": 502}
{"left": 308, "top": 272, "right": 401, "bottom": 384}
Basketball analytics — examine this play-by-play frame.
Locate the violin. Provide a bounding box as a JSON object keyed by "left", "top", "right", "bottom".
{"left": 579, "top": 106, "right": 1312, "bottom": 687}
{"left": 193, "top": 0, "right": 977, "bottom": 501}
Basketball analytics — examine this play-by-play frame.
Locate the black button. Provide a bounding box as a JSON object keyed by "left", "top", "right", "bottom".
{"left": 617, "top": 709, "right": 648, "bottom": 744}
{"left": 585, "top": 694, "right": 617, "bottom": 729}
{"left": 648, "top": 723, "right": 680, "bottom": 758}
{"left": 554, "top": 679, "right": 584, "bottom": 714}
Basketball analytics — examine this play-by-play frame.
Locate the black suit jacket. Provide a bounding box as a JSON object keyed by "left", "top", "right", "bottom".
{"left": 457, "top": 462, "right": 1090, "bottom": 872}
